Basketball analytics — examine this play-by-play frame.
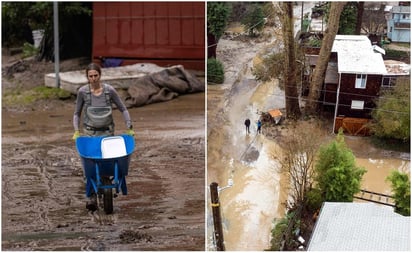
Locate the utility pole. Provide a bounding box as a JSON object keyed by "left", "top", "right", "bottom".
{"left": 301, "top": 1, "right": 304, "bottom": 32}
{"left": 210, "top": 182, "right": 225, "bottom": 251}
{"left": 53, "top": 2, "right": 60, "bottom": 88}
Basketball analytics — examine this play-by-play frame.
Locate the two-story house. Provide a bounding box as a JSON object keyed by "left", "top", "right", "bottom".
{"left": 326, "top": 35, "right": 388, "bottom": 134}
{"left": 386, "top": 5, "right": 411, "bottom": 43}
{"left": 302, "top": 35, "right": 388, "bottom": 135}
{"left": 309, "top": 35, "right": 410, "bottom": 135}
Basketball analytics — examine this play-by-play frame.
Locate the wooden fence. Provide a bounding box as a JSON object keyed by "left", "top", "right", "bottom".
{"left": 334, "top": 117, "right": 370, "bottom": 136}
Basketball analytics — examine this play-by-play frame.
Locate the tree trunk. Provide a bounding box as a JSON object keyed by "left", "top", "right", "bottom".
{"left": 281, "top": 2, "right": 301, "bottom": 119}
{"left": 207, "top": 27, "right": 218, "bottom": 59}
{"left": 355, "top": 2, "right": 364, "bottom": 35}
{"left": 305, "top": 2, "right": 346, "bottom": 114}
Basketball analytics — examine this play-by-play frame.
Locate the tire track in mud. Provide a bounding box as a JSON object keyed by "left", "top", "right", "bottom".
{"left": 2, "top": 142, "right": 82, "bottom": 233}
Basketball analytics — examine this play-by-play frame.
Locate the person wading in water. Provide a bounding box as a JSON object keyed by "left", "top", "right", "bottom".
{"left": 244, "top": 118, "right": 251, "bottom": 134}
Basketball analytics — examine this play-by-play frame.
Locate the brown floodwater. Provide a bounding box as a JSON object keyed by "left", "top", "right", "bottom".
{"left": 2, "top": 93, "right": 205, "bottom": 250}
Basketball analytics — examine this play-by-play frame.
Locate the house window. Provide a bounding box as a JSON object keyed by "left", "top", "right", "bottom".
{"left": 355, "top": 74, "right": 367, "bottom": 89}
{"left": 351, "top": 100, "right": 364, "bottom": 110}
{"left": 382, "top": 76, "right": 397, "bottom": 87}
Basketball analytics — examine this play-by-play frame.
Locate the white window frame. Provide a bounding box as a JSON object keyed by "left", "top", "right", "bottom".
{"left": 351, "top": 100, "right": 364, "bottom": 110}
{"left": 382, "top": 76, "right": 397, "bottom": 87}
{"left": 355, "top": 74, "right": 367, "bottom": 89}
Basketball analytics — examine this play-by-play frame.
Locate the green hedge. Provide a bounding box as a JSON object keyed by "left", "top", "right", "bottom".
{"left": 207, "top": 58, "right": 225, "bottom": 84}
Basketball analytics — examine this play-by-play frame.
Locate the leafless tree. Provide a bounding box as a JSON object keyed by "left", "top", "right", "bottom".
{"left": 361, "top": 2, "right": 387, "bottom": 35}
{"left": 276, "top": 123, "right": 326, "bottom": 208}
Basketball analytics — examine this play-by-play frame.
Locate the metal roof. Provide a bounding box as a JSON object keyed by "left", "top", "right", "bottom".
{"left": 332, "top": 35, "right": 388, "bottom": 75}
{"left": 308, "top": 202, "right": 410, "bottom": 251}
{"left": 392, "top": 6, "right": 411, "bottom": 13}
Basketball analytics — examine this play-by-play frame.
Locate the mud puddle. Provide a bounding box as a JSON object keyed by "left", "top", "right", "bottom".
{"left": 2, "top": 92, "right": 205, "bottom": 250}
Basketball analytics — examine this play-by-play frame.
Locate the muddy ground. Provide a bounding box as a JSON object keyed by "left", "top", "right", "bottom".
{"left": 1, "top": 55, "right": 205, "bottom": 250}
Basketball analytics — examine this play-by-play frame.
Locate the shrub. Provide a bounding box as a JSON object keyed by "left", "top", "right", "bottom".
{"left": 22, "top": 42, "right": 39, "bottom": 58}
{"left": 314, "top": 130, "right": 366, "bottom": 202}
{"left": 207, "top": 58, "right": 225, "bottom": 84}
{"left": 386, "top": 170, "right": 410, "bottom": 216}
{"left": 269, "top": 217, "right": 288, "bottom": 250}
{"left": 306, "top": 188, "right": 323, "bottom": 211}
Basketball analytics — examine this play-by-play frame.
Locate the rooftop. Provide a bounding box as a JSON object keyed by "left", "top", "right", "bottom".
{"left": 332, "top": 35, "right": 387, "bottom": 75}
{"left": 308, "top": 202, "right": 410, "bottom": 251}
{"left": 392, "top": 6, "right": 411, "bottom": 13}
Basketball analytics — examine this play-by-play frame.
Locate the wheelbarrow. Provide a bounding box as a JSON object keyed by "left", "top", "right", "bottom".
{"left": 76, "top": 134, "right": 135, "bottom": 214}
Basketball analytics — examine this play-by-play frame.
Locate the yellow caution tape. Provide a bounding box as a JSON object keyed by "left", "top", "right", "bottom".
{"left": 211, "top": 203, "right": 220, "bottom": 207}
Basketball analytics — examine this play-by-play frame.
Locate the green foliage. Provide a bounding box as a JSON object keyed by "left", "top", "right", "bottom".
{"left": 261, "top": 2, "right": 276, "bottom": 25}
{"left": 207, "top": 2, "right": 231, "bottom": 40}
{"left": 308, "top": 37, "right": 322, "bottom": 47}
{"left": 384, "top": 48, "right": 411, "bottom": 62}
{"left": 269, "top": 217, "right": 288, "bottom": 250}
{"left": 369, "top": 136, "right": 410, "bottom": 153}
{"left": 269, "top": 210, "right": 300, "bottom": 251}
{"left": 337, "top": 2, "right": 357, "bottom": 34}
{"left": 306, "top": 188, "right": 323, "bottom": 211}
{"left": 252, "top": 45, "right": 304, "bottom": 88}
{"left": 207, "top": 58, "right": 225, "bottom": 84}
{"left": 241, "top": 4, "right": 265, "bottom": 37}
{"left": 252, "top": 52, "right": 284, "bottom": 82}
{"left": 2, "top": 2, "right": 34, "bottom": 46}
{"left": 22, "top": 42, "right": 39, "bottom": 58}
{"left": 371, "top": 77, "right": 410, "bottom": 142}
{"left": 314, "top": 130, "right": 366, "bottom": 202}
{"left": 302, "top": 18, "right": 311, "bottom": 33}
{"left": 2, "top": 2, "right": 92, "bottom": 60}
{"left": 386, "top": 170, "right": 411, "bottom": 216}
{"left": 33, "top": 86, "right": 72, "bottom": 100}
{"left": 2, "top": 86, "right": 72, "bottom": 106}
{"left": 323, "top": 2, "right": 357, "bottom": 35}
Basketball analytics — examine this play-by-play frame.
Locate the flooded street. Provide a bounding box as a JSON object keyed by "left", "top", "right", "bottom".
{"left": 2, "top": 92, "right": 205, "bottom": 250}
{"left": 207, "top": 32, "right": 288, "bottom": 250}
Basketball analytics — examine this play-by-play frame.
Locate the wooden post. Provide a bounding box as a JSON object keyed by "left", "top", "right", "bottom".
{"left": 210, "top": 182, "right": 225, "bottom": 251}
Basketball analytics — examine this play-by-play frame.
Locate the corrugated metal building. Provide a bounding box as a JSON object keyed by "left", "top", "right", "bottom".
{"left": 92, "top": 2, "right": 205, "bottom": 70}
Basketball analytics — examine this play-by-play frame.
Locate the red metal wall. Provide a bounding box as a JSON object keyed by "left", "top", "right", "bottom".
{"left": 92, "top": 2, "right": 205, "bottom": 70}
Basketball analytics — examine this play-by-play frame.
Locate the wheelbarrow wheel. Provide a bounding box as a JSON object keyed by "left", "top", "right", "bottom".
{"left": 102, "top": 177, "right": 113, "bottom": 214}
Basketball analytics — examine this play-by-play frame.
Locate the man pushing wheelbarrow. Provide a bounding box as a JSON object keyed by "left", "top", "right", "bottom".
{"left": 72, "top": 63, "right": 135, "bottom": 213}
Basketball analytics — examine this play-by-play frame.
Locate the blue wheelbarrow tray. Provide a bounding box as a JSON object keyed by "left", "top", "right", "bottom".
{"left": 76, "top": 134, "right": 135, "bottom": 197}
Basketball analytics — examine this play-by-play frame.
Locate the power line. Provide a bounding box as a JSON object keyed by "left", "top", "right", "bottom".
{"left": 207, "top": 75, "right": 410, "bottom": 105}
{"left": 279, "top": 83, "right": 411, "bottom": 103}
{"left": 258, "top": 92, "right": 410, "bottom": 115}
